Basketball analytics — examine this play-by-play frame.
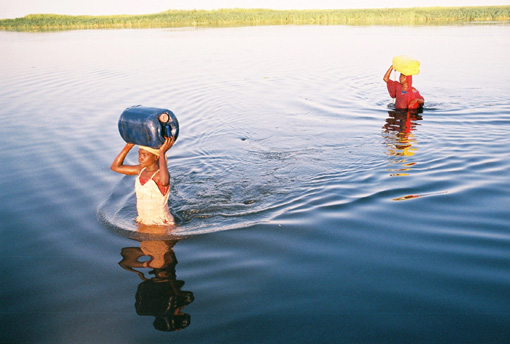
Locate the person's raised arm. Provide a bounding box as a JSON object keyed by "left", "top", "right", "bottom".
{"left": 383, "top": 65, "right": 394, "bottom": 83}
{"left": 158, "top": 137, "right": 175, "bottom": 187}
{"left": 111, "top": 143, "right": 139, "bottom": 175}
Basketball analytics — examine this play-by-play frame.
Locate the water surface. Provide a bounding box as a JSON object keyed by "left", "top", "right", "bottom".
{"left": 1, "top": 25, "right": 509, "bottom": 343}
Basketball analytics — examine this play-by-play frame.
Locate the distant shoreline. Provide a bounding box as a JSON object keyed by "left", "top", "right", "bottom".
{"left": 1, "top": 6, "right": 509, "bottom": 31}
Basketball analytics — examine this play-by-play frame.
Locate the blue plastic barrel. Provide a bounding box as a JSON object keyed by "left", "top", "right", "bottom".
{"left": 118, "top": 105, "right": 179, "bottom": 148}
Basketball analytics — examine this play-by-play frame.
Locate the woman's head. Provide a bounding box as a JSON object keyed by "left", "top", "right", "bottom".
{"left": 138, "top": 146, "right": 159, "bottom": 167}
{"left": 399, "top": 73, "right": 413, "bottom": 89}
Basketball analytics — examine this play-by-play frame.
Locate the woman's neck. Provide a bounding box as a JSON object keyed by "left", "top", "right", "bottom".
{"left": 144, "top": 164, "right": 159, "bottom": 173}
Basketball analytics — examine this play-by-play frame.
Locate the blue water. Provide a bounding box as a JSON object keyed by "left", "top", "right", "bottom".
{"left": 1, "top": 25, "right": 509, "bottom": 343}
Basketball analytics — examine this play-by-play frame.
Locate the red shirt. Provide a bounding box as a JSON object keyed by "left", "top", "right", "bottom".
{"left": 386, "top": 80, "right": 423, "bottom": 110}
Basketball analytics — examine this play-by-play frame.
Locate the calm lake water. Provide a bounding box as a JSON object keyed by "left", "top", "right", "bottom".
{"left": 1, "top": 24, "right": 509, "bottom": 343}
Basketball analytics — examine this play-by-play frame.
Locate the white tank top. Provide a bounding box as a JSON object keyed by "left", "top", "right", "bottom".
{"left": 135, "top": 168, "right": 174, "bottom": 225}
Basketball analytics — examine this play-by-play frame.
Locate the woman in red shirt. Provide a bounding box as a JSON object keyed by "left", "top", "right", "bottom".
{"left": 383, "top": 65, "right": 424, "bottom": 110}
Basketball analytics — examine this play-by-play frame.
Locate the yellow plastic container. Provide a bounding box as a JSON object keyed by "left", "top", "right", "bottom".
{"left": 392, "top": 55, "right": 420, "bottom": 76}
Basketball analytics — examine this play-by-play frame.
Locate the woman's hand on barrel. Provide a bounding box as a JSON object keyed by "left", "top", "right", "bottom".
{"left": 159, "top": 136, "right": 175, "bottom": 154}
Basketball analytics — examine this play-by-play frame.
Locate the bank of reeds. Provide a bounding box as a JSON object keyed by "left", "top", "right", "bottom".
{"left": 1, "top": 6, "right": 509, "bottom": 31}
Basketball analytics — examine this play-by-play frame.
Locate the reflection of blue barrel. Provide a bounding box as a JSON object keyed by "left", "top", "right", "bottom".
{"left": 118, "top": 105, "right": 179, "bottom": 148}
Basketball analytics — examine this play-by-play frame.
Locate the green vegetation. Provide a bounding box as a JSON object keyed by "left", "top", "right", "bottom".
{"left": 1, "top": 6, "right": 509, "bottom": 31}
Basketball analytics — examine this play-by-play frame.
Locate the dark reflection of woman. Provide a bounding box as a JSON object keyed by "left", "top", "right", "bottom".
{"left": 118, "top": 234, "right": 194, "bottom": 332}
{"left": 382, "top": 109, "right": 423, "bottom": 177}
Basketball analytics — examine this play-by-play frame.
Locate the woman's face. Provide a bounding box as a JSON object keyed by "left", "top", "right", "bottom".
{"left": 138, "top": 149, "right": 158, "bottom": 167}
{"left": 399, "top": 73, "right": 407, "bottom": 84}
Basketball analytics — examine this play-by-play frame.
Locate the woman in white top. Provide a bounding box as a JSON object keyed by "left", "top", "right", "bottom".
{"left": 111, "top": 137, "right": 175, "bottom": 226}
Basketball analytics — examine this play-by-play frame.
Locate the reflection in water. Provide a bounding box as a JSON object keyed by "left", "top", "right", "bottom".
{"left": 382, "top": 109, "right": 423, "bottom": 177}
{"left": 392, "top": 194, "right": 421, "bottom": 201}
{"left": 392, "top": 190, "right": 449, "bottom": 201}
{"left": 118, "top": 225, "right": 194, "bottom": 332}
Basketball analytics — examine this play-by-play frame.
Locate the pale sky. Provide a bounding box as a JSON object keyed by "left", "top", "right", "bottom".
{"left": 0, "top": 0, "right": 508, "bottom": 19}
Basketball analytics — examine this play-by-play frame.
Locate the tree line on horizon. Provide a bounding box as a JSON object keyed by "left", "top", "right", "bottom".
{"left": 1, "top": 6, "right": 509, "bottom": 31}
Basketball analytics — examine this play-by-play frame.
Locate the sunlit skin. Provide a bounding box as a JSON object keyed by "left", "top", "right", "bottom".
{"left": 111, "top": 136, "right": 175, "bottom": 194}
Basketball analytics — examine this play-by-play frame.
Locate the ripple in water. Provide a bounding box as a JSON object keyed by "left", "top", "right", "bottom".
{"left": 97, "top": 94, "right": 381, "bottom": 238}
